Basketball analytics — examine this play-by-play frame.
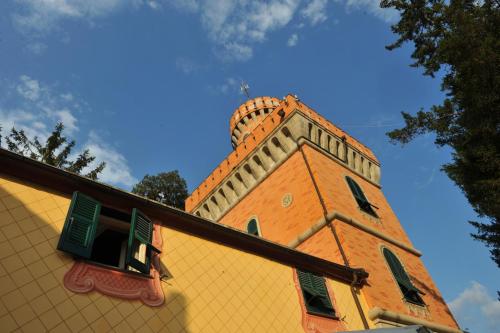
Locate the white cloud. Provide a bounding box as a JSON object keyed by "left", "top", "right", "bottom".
{"left": 17, "top": 75, "right": 41, "bottom": 101}
{"left": 345, "top": 0, "right": 398, "bottom": 23}
{"left": 186, "top": 0, "right": 300, "bottom": 61}
{"left": 10, "top": 0, "right": 399, "bottom": 60}
{"left": 1, "top": 75, "right": 136, "bottom": 188}
{"left": 26, "top": 41, "right": 48, "bottom": 55}
{"left": 287, "top": 33, "right": 299, "bottom": 47}
{"left": 12, "top": 0, "right": 129, "bottom": 34}
{"left": 0, "top": 75, "right": 79, "bottom": 138}
{"left": 448, "top": 281, "right": 500, "bottom": 333}
{"left": 216, "top": 77, "right": 240, "bottom": 95}
{"left": 83, "top": 131, "right": 137, "bottom": 187}
{"left": 175, "top": 57, "right": 199, "bottom": 74}
{"left": 302, "top": 0, "right": 328, "bottom": 25}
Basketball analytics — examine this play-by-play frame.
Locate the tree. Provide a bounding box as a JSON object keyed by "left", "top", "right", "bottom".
{"left": 381, "top": 0, "right": 500, "bottom": 268}
{"left": 0, "top": 122, "right": 106, "bottom": 180}
{"left": 132, "top": 171, "right": 188, "bottom": 209}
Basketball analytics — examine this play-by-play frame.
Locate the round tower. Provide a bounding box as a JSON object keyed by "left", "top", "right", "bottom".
{"left": 229, "top": 96, "right": 281, "bottom": 148}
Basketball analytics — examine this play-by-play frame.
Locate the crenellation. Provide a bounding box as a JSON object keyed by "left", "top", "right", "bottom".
{"left": 190, "top": 111, "right": 382, "bottom": 219}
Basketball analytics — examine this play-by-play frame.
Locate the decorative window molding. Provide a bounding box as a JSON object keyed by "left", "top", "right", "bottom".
{"left": 292, "top": 270, "right": 345, "bottom": 333}
{"left": 344, "top": 176, "right": 378, "bottom": 218}
{"left": 246, "top": 217, "right": 261, "bottom": 236}
{"left": 64, "top": 224, "right": 164, "bottom": 306}
{"left": 381, "top": 246, "right": 425, "bottom": 307}
{"left": 58, "top": 191, "right": 164, "bottom": 306}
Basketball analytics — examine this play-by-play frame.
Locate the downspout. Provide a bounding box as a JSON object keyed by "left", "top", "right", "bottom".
{"left": 298, "top": 144, "right": 370, "bottom": 329}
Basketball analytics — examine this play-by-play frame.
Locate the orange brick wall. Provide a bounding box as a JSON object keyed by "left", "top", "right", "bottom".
{"left": 218, "top": 151, "right": 334, "bottom": 249}
{"left": 216, "top": 142, "right": 458, "bottom": 329}
{"left": 301, "top": 145, "right": 413, "bottom": 246}
{"left": 300, "top": 145, "right": 458, "bottom": 328}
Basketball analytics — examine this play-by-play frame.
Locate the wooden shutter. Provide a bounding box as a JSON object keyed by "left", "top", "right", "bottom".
{"left": 346, "top": 176, "right": 377, "bottom": 216}
{"left": 126, "top": 209, "right": 160, "bottom": 274}
{"left": 297, "top": 270, "right": 334, "bottom": 316}
{"left": 383, "top": 248, "right": 419, "bottom": 292}
{"left": 57, "top": 192, "right": 101, "bottom": 258}
{"left": 247, "top": 219, "right": 259, "bottom": 236}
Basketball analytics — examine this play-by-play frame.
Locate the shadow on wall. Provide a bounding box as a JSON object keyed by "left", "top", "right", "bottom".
{"left": 0, "top": 175, "right": 190, "bottom": 332}
{"left": 411, "top": 274, "right": 455, "bottom": 318}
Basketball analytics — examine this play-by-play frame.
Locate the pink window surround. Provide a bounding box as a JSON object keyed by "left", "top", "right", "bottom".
{"left": 293, "top": 270, "right": 346, "bottom": 333}
{"left": 64, "top": 224, "right": 164, "bottom": 307}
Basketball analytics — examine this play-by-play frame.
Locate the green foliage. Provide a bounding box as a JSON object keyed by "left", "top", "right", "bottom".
{"left": 381, "top": 0, "right": 500, "bottom": 267}
{"left": 0, "top": 122, "right": 106, "bottom": 180}
{"left": 132, "top": 171, "right": 188, "bottom": 209}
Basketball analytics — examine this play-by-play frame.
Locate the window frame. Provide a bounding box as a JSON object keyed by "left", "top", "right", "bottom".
{"left": 345, "top": 176, "right": 378, "bottom": 217}
{"left": 57, "top": 191, "right": 160, "bottom": 277}
{"left": 246, "top": 217, "right": 261, "bottom": 237}
{"left": 296, "top": 269, "right": 337, "bottom": 318}
{"left": 382, "top": 247, "right": 425, "bottom": 306}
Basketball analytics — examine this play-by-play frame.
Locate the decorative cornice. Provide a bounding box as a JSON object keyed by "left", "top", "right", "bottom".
{"left": 0, "top": 148, "right": 367, "bottom": 285}
{"left": 288, "top": 210, "right": 422, "bottom": 257}
{"left": 190, "top": 110, "right": 382, "bottom": 221}
{"left": 368, "top": 307, "right": 463, "bottom": 333}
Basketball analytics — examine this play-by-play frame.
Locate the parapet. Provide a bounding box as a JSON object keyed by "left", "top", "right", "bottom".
{"left": 229, "top": 96, "right": 281, "bottom": 147}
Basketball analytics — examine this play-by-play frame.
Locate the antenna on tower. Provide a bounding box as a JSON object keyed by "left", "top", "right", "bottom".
{"left": 240, "top": 81, "right": 250, "bottom": 99}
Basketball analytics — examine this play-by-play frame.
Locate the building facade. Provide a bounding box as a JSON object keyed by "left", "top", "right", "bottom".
{"left": 186, "top": 95, "right": 461, "bottom": 332}
{"left": 0, "top": 149, "right": 371, "bottom": 332}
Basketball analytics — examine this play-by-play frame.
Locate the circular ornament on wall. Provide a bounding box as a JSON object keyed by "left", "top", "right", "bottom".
{"left": 282, "top": 193, "right": 293, "bottom": 208}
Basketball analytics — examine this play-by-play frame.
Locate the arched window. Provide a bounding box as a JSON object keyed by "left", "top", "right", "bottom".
{"left": 345, "top": 176, "right": 377, "bottom": 217}
{"left": 247, "top": 218, "right": 260, "bottom": 236}
{"left": 383, "top": 248, "right": 424, "bottom": 305}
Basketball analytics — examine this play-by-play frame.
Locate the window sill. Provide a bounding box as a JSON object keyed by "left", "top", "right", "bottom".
{"left": 305, "top": 311, "right": 339, "bottom": 320}
{"left": 83, "top": 259, "right": 154, "bottom": 279}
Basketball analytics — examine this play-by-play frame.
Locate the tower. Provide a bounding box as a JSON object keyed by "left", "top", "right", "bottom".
{"left": 185, "top": 95, "right": 460, "bottom": 331}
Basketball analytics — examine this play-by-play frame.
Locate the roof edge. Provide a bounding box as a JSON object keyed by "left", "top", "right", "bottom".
{"left": 0, "top": 148, "right": 368, "bottom": 285}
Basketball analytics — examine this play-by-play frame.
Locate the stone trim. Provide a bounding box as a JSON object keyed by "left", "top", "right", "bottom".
{"left": 191, "top": 110, "right": 382, "bottom": 221}
{"left": 368, "top": 307, "right": 463, "bottom": 333}
{"left": 288, "top": 210, "right": 422, "bottom": 257}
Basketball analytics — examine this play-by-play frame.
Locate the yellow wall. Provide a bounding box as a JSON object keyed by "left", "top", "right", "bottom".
{"left": 0, "top": 174, "right": 365, "bottom": 332}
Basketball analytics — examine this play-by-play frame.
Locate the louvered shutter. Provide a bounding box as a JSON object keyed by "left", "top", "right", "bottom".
{"left": 346, "top": 176, "right": 377, "bottom": 216}
{"left": 297, "top": 270, "right": 335, "bottom": 316}
{"left": 383, "top": 248, "right": 419, "bottom": 293}
{"left": 126, "top": 209, "right": 160, "bottom": 274}
{"left": 57, "top": 192, "right": 101, "bottom": 258}
{"left": 247, "top": 219, "right": 259, "bottom": 236}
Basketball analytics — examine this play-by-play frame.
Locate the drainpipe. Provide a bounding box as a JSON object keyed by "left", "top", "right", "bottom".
{"left": 298, "top": 144, "right": 370, "bottom": 329}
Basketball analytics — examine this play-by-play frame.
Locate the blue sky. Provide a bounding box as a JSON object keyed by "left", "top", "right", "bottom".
{"left": 0, "top": 1, "right": 499, "bottom": 331}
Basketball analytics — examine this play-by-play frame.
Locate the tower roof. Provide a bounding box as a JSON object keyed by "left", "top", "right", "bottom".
{"left": 229, "top": 96, "right": 281, "bottom": 147}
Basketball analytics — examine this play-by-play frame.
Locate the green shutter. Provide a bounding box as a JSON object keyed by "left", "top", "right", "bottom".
{"left": 346, "top": 176, "right": 377, "bottom": 217}
{"left": 126, "top": 209, "right": 160, "bottom": 274}
{"left": 297, "top": 270, "right": 335, "bottom": 316}
{"left": 57, "top": 192, "right": 101, "bottom": 258}
{"left": 247, "top": 219, "right": 259, "bottom": 236}
{"left": 383, "top": 248, "right": 420, "bottom": 293}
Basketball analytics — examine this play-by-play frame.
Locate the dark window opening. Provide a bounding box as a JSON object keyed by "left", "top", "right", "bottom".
{"left": 58, "top": 192, "right": 160, "bottom": 276}
{"left": 297, "top": 270, "right": 336, "bottom": 318}
{"left": 91, "top": 229, "right": 128, "bottom": 268}
{"left": 345, "top": 176, "right": 378, "bottom": 217}
{"left": 247, "top": 218, "right": 260, "bottom": 236}
{"left": 383, "top": 248, "right": 425, "bottom": 306}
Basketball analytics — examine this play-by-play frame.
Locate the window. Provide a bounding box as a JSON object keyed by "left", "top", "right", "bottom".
{"left": 345, "top": 176, "right": 378, "bottom": 217}
{"left": 297, "top": 270, "right": 335, "bottom": 317}
{"left": 57, "top": 192, "right": 160, "bottom": 275}
{"left": 383, "top": 248, "right": 425, "bottom": 306}
{"left": 246, "top": 218, "right": 260, "bottom": 236}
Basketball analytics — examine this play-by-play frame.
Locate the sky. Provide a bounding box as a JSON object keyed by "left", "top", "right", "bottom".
{"left": 0, "top": 1, "right": 499, "bottom": 332}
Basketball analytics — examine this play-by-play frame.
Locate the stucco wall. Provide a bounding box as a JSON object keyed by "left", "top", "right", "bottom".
{"left": 0, "top": 173, "right": 363, "bottom": 332}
